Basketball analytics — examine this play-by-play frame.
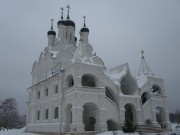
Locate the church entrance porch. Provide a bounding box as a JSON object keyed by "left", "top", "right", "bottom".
{"left": 155, "top": 107, "right": 166, "bottom": 128}
{"left": 124, "top": 104, "right": 137, "bottom": 126}
{"left": 83, "top": 103, "right": 98, "bottom": 131}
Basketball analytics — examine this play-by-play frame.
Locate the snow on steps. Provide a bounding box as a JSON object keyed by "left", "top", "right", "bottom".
{"left": 136, "top": 125, "right": 172, "bottom": 134}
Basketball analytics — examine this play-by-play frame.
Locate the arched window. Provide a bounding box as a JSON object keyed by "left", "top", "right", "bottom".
{"left": 45, "top": 109, "right": 48, "bottom": 119}
{"left": 66, "top": 75, "right": 74, "bottom": 88}
{"left": 37, "top": 110, "right": 40, "bottom": 120}
{"left": 54, "top": 85, "right": 58, "bottom": 93}
{"left": 152, "top": 85, "right": 161, "bottom": 95}
{"left": 70, "top": 33, "right": 72, "bottom": 40}
{"left": 66, "top": 32, "right": 67, "bottom": 38}
{"left": 141, "top": 92, "right": 149, "bottom": 105}
{"left": 54, "top": 107, "right": 58, "bottom": 119}
{"left": 82, "top": 74, "right": 97, "bottom": 87}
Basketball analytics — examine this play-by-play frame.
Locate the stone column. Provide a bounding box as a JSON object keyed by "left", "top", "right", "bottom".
{"left": 95, "top": 108, "right": 107, "bottom": 132}
{"left": 152, "top": 109, "right": 159, "bottom": 127}
{"left": 136, "top": 109, "right": 144, "bottom": 125}
{"left": 120, "top": 108, "right": 125, "bottom": 126}
{"left": 73, "top": 76, "right": 82, "bottom": 86}
{"left": 70, "top": 107, "right": 84, "bottom": 132}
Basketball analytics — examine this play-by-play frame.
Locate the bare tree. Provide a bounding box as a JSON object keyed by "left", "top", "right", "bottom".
{"left": 0, "top": 98, "right": 19, "bottom": 130}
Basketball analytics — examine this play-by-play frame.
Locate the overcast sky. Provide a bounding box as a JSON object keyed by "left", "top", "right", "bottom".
{"left": 0, "top": 0, "right": 180, "bottom": 115}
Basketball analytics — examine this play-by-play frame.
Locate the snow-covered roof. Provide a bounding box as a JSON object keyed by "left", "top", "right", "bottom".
{"left": 72, "top": 41, "right": 105, "bottom": 67}
{"left": 50, "top": 50, "right": 58, "bottom": 59}
{"left": 105, "top": 63, "right": 128, "bottom": 85}
{"left": 138, "top": 56, "right": 155, "bottom": 77}
{"left": 136, "top": 75, "right": 148, "bottom": 88}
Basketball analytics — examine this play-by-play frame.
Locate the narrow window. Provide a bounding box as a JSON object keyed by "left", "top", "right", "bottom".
{"left": 45, "top": 88, "right": 48, "bottom": 96}
{"left": 37, "top": 110, "right": 40, "bottom": 120}
{"left": 55, "top": 85, "right": 58, "bottom": 93}
{"left": 70, "top": 33, "right": 72, "bottom": 40}
{"left": 37, "top": 91, "right": 40, "bottom": 99}
{"left": 66, "top": 32, "right": 67, "bottom": 38}
{"left": 45, "top": 109, "right": 48, "bottom": 119}
{"left": 54, "top": 107, "right": 58, "bottom": 119}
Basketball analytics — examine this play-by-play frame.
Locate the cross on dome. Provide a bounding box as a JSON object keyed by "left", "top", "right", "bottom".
{"left": 50, "top": 18, "right": 54, "bottom": 30}
{"left": 60, "top": 7, "right": 64, "bottom": 19}
{"left": 141, "top": 50, "right": 144, "bottom": 59}
{"left": 66, "top": 4, "right": 70, "bottom": 19}
{"left": 83, "top": 16, "right": 86, "bottom": 27}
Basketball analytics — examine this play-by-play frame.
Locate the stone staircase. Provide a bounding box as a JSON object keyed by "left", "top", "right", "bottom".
{"left": 136, "top": 125, "right": 172, "bottom": 134}
{"left": 38, "top": 131, "right": 99, "bottom": 135}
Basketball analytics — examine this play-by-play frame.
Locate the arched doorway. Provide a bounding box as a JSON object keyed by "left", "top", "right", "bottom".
{"left": 155, "top": 107, "right": 165, "bottom": 128}
{"left": 66, "top": 104, "right": 72, "bottom": 132}
{"left": 124, "top": 104, "right": 137, "bottom": 126}
{"left": 152, "top": 85, "right": 161, "bottom": 95}
{"left": 83, "top": 103, "right": 98, "bottom": 131}
{"left": 85, "top": 117, "right": 96, "bottom": 131}
{"left": 107, "top": 119, "right": 119, "bottom": 131}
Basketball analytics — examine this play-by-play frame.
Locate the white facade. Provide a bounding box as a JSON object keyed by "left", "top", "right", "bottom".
{"left": 26, "top": 9, "right": 171, "bottom": 134}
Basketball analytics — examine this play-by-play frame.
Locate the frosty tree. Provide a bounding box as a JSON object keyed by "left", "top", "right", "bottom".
{"left": 0, "top": 98, "right": 19, "bottom": 130}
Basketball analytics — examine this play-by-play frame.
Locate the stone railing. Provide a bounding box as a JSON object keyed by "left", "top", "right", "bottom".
{"left": 65, "top": 86, "right": 105, "bottom": 95}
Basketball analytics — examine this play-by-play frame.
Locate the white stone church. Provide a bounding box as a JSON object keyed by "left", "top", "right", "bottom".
{"left": 26, "top": 6, "right": 171, "bottom": 134}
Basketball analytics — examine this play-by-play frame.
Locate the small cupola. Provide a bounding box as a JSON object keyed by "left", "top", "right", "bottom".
{"left": 47, "top": 19, "right": 56, "bottom": 36}
{"left": 79, "top": 16, "right": 89, "bottom": 43}
{"left": 47, "top": 19, "right": 56, "bottom": 47}
{"left": 80, "top": 16, "right": 89, "bottom": 33}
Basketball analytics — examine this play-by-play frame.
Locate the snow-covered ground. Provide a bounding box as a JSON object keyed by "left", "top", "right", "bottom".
{"left": 0, "top": 127, "right": 42, "bottom": 135}
{"left": 1, "top": 124, "right": 180, "bottom": 135}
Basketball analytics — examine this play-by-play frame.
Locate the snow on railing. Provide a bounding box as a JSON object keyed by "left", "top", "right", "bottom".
{"left": 65, "top": 86, "right": 105, "bottom": 95}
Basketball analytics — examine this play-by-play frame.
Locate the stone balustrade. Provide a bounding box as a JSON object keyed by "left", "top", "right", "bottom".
{"left": 65, "top": 86, "right": 105, "bottom": 95}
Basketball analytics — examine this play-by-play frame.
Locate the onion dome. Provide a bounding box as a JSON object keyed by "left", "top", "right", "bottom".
{"left": 47, "top": 19, "right": 56, "bottom": 36}
{"left": 64, "top": 20, "right": 75, "bottom": 27}
{"left": 80, "top": 16, "right": 89, "bottom": 32}
{"left": 64, "top": 5, "right": 75, "bottom": 28}
{"left": 47, "top": 30, "right": 56, "bottom": 35}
